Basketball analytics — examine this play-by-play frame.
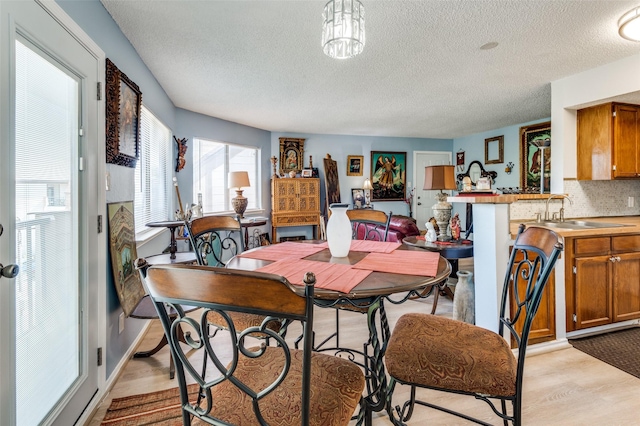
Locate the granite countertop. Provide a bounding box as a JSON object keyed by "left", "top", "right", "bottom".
{"left": 510, "top": 216, "right": 640, "bottom": 238}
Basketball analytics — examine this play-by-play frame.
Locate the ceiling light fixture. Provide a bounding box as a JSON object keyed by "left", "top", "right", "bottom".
{"left": 619, "top": 6, "right": 640, "bottom": 41}
{"left": 322, "top": 0, "right": 366, "bottom": 59}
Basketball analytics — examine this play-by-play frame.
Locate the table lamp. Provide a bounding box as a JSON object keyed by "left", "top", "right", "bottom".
{"left": 228, "top": 171, "right": 250, "bottom": 217}
{"left": 423, "top": 165, "right": 456, "bottom": 241}
{"left": 363, "top": 178, "right": 373, "bottom": 207}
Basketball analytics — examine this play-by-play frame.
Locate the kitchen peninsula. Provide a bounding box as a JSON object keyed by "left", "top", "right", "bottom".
{"left": 450, "top": 192, "right": 640, "bottom": 351}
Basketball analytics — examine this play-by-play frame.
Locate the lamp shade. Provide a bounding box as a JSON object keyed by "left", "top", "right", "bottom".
{"left": 619, "top": 6, "right": 640, "bottom": 41}
{"left": 423, "top": 165, "right": 456, "bottom": 191}
{"left": 363, "top": 178, "right": 373, "bottom": 190}
{"left": 228, "top": 171, "right": 250, "bottom": 189}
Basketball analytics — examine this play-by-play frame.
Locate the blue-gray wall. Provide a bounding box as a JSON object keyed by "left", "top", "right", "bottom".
{"left": 57, "top": 0, "right": 542, "bottom": 382}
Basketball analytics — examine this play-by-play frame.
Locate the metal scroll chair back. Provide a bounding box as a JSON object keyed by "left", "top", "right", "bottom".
{"left": 346, "top": 209, "right": 392, "bottom": 241}
{"left": 186, "top": 215, "right": 244, "bottom": 267}
{"left": 385, "top": 224, "right": 563, "bottom": 426}
{"left": 139, "top": 263, "right": 365, "bottom": 426}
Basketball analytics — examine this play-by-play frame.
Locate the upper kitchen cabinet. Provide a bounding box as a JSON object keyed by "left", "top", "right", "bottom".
{"left": 577, "top": 102, "right": 640, "bottom": 180}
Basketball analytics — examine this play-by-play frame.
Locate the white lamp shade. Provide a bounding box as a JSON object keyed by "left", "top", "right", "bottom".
{"left": 228, "top": 171, "right": 250, "bottom": 189}
{"left": 363, "top": 178, "right": 373, "bottom": 190}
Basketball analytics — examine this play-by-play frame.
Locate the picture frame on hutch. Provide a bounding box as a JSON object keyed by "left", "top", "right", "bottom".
{"left": 520, "top": 122, "right": 551, "bottom": 192}
{"left": 279, "top": 137, "right": 305, "bottom": 177}
{"left": 352, "top": 188, "right": 365, "bottom": 208}
{"left": 106, "top": 58, "right": 142, "bottom": 168}
{"left": 371, "top": 151, "right": 406, "bottom": 201}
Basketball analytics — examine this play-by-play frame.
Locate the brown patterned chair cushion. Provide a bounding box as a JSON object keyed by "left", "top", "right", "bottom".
{"left": 385, "top": 313, "right": 517, "bottom": 397}
{"left": 206, "top": 311, "right": 282, "bottom": 334}
{"left": 206, "top": 347, "right": 365, "bottom": 425}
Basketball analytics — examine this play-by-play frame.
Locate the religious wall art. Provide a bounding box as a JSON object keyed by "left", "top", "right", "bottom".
{"left": 106, "top": 58, "right": 142, "bottom": 168}
{"left": 520, "top": 122, "right": 551, "bottom": 192}
{"left": 371, "top": 151, "right": 406, "bottom": 201}
{"left": 107, "top": 201, "right": 145, "bottom": 316}
{"left": 279, "top": 137, "right": 305, "bottom": 176}
{"left": 323, "top": 153, "right": 341, "bottom": 206}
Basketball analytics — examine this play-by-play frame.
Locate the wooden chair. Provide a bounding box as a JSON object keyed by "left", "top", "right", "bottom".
{"left": 384, "top": 224, "right": 563, "bottom": 426}
{"left": 346, "top": 209, "right": 392, "bottom": 241}
{"left": 139, "top": 263, "right": 365, "bottom": 425}
{"left": 185, "top": 214, "right": 285, "bottom": 377}
{"left": 316, "top": 209, "right": 392, "bottom": 351}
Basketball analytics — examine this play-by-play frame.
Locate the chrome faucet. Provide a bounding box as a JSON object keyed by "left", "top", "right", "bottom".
{"left": 544, "top": 194, "right": 573, "bottom": 222}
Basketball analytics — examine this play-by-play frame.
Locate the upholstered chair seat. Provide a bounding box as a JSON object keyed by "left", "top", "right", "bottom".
{"left": 210, "top": 347, "right": 365, "bottom": 425}
{"left": 385, "top": 313, "right": 517, "bottom": 397}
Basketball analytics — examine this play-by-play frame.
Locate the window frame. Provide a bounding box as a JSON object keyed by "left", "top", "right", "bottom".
{"left": 193, "top": 137, "right": 261, "bottom": 216}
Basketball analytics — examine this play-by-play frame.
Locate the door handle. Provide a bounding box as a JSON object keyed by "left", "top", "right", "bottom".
{"left": 0, "top": 263, "right": 19, "bottom": 279}
{"left": 417, "top": 202, "right": 422, "bottom": 206}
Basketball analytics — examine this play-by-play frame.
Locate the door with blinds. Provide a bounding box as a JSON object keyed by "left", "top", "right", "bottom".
{"left": 0, "top": 2, "right": 103, "bottom": 425}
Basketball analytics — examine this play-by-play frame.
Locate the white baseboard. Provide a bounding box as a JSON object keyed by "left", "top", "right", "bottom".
{"left": 78, "top": 319, "right": 152, "bottom": 425}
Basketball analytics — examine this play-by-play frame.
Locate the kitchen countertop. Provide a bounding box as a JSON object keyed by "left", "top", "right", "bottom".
{"left": 511, "top": 216, "right": 640, "bottom": 238}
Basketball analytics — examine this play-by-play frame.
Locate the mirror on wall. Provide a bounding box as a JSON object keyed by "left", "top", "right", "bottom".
{"left": 457, "top": 160, "right": 497, "bottom": 185}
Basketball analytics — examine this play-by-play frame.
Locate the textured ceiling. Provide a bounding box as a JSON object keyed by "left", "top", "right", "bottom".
{"left": 101, "top": 0, "right": 640, "bottom": 139}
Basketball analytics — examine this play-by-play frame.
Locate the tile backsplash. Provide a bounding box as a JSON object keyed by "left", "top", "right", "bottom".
{"left": 510, "top": 180, "right": 640, "bottom": 220}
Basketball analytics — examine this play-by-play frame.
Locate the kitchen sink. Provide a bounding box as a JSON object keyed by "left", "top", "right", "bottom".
{"left": 525, "top": 220, "right": 632, "bottom": 229}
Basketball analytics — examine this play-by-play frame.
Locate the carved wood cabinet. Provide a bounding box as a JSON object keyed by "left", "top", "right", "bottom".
{"left": 271, "top": 178, "right": 321, "bottom": 242}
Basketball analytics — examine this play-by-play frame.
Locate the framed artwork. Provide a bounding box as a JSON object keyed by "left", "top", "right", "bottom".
{"left": 346, "top": 155, "right": 364, "bottom": 176}
{"left": 352, "top": 188, "right": 365, "bottom": 208}
{"left": 485, "top": 135, "right": 504, "bottom": 164}
{"left": 279, "top": 137, "right": 305, "bottom": 176}
{"left": 323, "top": 154, "right": 341, "bottom": 206}
{"left": 107, "top": 201, "right": 145, "bottom": 316}
{"left": 106, "top": 59, "right": 142, "bottom": 168}
{"left": 520, "top": 122, "right": 551, "bottom": 192}
{"left": 301, "top": 169, "right": 313, "bottom": 178}
{"left": 371, "top": 151, "right": 406, "bottom": 201}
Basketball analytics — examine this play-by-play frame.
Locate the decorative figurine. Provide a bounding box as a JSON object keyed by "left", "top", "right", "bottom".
{"left": 425, "top": 222, "right": 438, "bottom": 243}
{"left": 270, "top": 156, "right": 279, "bottom": 179}
{"left": 450, "top": 213, "right": 461, "bottom": 240}
{"left": 174, "top": 136, "right": 188, "bottom": 172}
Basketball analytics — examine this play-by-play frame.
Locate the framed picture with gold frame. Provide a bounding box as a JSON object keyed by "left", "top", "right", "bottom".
{"left": 279, "top": 137, "right": 305, "bottom": 176}
{"left": 520, "top": 122, "right": 551, "bottom": 192}
{"left": 106, "top": 59, "right": 142, "bottom": 168}
{"left": 346, "top": 155, "right": 364, "bottom": 176}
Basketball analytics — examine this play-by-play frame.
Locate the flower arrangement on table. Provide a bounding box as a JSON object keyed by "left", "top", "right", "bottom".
{"left": 404, "top": 187, "right": 415, "bottom": 218}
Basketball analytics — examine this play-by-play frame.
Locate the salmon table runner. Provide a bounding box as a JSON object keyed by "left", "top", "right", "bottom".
{"left": 318, "top": 240, "right": 401, "bottom": 254}
{"left": 353, "top": 250, "right": 440, "bottom": 277}
{"left": 237, "top": 242, "right": 326, "bottom": 261}
{"left": 256, "top": 259, "right": 372, "bottom": 293}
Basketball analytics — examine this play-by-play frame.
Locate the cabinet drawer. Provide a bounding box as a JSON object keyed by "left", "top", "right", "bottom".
{"left": 612, "top": 235, "right": 640, "bottom": 253}
{"left": 574, "top": 237, "right": 610, "bottom": 256}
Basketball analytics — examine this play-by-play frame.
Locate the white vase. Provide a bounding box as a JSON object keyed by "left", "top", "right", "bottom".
{"left": 452, "top": 270, "right": 475, "bottom": 324}
{"left": 326, "top": 204, "right": 352, "bottom": 257}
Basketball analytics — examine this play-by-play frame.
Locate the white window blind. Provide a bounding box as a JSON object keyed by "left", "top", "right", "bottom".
{"left": 134, "top": 106, "right": 171, "bottom": 233}
{"left": 193, "top": 138, "right": 260, "bottom": 214}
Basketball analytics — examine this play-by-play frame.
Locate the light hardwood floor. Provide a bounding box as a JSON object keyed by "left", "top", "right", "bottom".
{"left": 87, "top": 261, "right": 640, "bottom": 425}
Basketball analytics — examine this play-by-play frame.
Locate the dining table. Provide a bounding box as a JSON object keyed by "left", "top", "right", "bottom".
{"left": 226, "top": 239, "right": 451, "bottom": 425}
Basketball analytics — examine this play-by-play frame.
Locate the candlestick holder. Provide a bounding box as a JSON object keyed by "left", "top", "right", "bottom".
{"left": 270, "top": 156, "right": 279, "bottom": 178}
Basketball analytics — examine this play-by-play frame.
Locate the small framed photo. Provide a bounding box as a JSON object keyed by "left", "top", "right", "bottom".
{"left": 352, "top": 188, "right": 365, "bottom": 208}
{"left": 347, "top": 155, "right": 364, "bottom": 176}
{"left": 301, "top": 169, "right": 313, "bottom": 178}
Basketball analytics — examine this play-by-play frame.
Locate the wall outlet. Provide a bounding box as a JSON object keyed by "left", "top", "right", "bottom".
{"left": 118, "top": 312, "right": 125, "bottom": 334}
{"left": 629, "top": 196, "right": 635, "bottom": 208}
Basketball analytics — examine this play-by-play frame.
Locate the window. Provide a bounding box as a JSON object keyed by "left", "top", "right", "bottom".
{"left": 134, "top": 106, "right": 172, "bottom": 234}
{"left": 193, "top": 138, "right": 260, "bottom": 214}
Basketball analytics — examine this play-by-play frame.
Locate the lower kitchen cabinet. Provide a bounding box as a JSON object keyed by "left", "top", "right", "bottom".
{"left": 567, "top": 234, "right": 640, "bottom": 331}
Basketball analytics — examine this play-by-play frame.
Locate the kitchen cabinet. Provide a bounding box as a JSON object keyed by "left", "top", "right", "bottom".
{"left": 510, "top": 250, "right": 556, "bottom": 347}
{"left": 577, "top": 102, "right": 640, "bottom": 180}
{"left": 566, "top": 234, "right": 640, "bottom": 331}
{"left": 271, "top": 178, "right": 321, "bottom": 242}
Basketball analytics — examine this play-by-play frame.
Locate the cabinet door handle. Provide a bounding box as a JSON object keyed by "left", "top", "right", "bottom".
{"left": 616, "top": 256, "right": 621, "bottom": 262}
{"left": 609, "top": 256, "right": 615, "bottom": 262}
